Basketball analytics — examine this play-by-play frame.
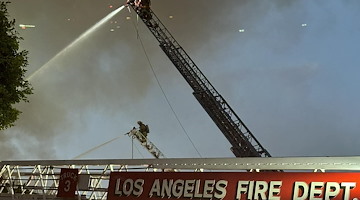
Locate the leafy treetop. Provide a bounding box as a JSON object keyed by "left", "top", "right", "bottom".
{"left": 0, "top": 1, "right": 33, "bottom": 130}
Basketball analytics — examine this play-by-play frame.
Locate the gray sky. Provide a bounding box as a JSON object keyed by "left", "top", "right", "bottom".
{"left": 3, "top": 0, "right": 360, "bottom": 160}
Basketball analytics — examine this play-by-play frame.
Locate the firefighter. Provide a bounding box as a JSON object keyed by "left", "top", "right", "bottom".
{"left": 125, "top": 0, "right": 149, "bottom": 9}
{"left": 137, "top": 0, "right": 151, "bottom": 9}
{"left": 125, "top": 0, "right": 138, "bottom": 6}
{"left": 137, "top": 0, "right": 152, "bottom": 20}
{"left": 137, "top": 121, "right": 149, "bottom": 141}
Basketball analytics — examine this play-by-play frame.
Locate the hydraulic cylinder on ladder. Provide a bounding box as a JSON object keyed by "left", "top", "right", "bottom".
{"left": 127, "top": 1, "right": 271, "bottom": 158}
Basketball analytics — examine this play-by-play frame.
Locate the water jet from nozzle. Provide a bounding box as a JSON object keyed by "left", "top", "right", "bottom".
{"left": 27, "top": 5, "right": 126, "bottom": 81}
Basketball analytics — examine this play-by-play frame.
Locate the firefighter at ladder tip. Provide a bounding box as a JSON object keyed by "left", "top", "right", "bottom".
{"left": 125, "top": 0, "right": 152, "bottom": 20}
{"left": 137, "top": 121, "right": 149, "bottom": 142}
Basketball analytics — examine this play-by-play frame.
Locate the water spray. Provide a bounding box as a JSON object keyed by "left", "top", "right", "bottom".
{"left": 27, "top": 5, "right": 125, "bottom": 81}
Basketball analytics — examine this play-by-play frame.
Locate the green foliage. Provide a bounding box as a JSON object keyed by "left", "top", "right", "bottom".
{"left": 0, "top": 1, "right": 33, "bottom": 130}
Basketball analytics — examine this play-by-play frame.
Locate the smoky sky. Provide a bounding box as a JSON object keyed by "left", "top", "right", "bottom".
{"left": 2, "top": 0, "right": 360, "bottom": 160}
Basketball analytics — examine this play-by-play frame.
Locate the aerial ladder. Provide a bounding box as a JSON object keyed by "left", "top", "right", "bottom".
{"left": 127, "top": 2, "right": 271, "bottom": 158}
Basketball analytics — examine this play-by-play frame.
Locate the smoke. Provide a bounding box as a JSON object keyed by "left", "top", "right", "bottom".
{"left": 153, "top": 0, "right": 360, "bottom": 157}
{"left": 7, "top": 0, "right": 308, "bottom": 160}
{"left": 2, "top": 3, "right": 155, "bottom": 160}
{"left": 4, "top": 0, "right": 359, "bottom": 160}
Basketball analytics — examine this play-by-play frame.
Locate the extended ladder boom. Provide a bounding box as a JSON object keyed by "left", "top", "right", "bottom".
{"left": 130, "top": 5, "right": 271, "bottom": 157}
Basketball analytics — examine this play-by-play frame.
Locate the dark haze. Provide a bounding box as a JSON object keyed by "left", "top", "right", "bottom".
{"left": 2, "top": 0, "right": 360, "bottom": 159}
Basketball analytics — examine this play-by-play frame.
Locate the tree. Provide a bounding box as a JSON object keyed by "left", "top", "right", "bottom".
{"left": 0, "top": 1, "right": 32, "bottom": 130}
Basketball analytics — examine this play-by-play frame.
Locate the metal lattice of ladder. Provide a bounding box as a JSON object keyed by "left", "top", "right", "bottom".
{"left": 128, "top": 4, "right": 271, "bottom": 158}
{"left": 126, "top": 128, "right": 165, "bottom": 159}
